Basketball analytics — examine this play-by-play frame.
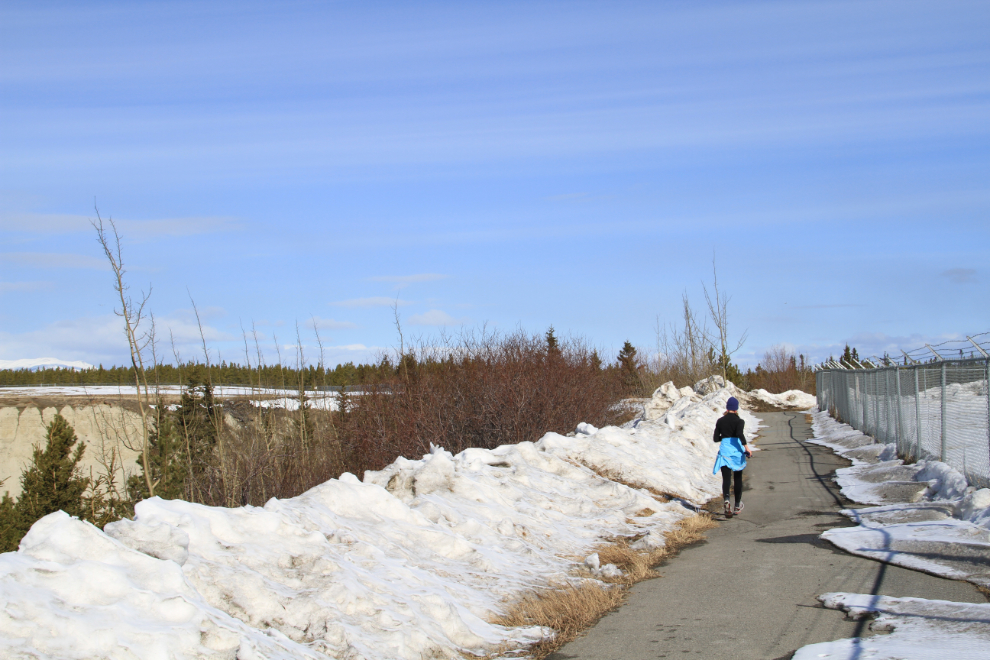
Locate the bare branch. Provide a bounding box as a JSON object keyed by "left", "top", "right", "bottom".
{"left": 701, "top": 253, "right": 747, "bottom": 384}
{"left": 92, "top": 206, "right": 155, "bottom": 497}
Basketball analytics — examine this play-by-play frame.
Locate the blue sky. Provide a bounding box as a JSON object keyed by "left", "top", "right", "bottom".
{"left": 1, "top": 0, "right": 988, "bottom": 370}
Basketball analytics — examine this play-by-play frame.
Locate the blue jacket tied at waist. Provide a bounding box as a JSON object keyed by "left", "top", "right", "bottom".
{"left": 713, "top": 437, "right": 747, "bottom": 473}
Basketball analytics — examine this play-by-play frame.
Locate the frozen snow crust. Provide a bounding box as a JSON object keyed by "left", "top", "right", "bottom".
{"left": 792, "top": 410, "right": 990, "bottom": 660}
{"left": 0, "top": 383, "right": 756, "bottom": 659}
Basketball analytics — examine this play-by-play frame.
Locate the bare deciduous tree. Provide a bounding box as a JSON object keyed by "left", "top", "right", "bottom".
{"left": 652, "top": 294, "right": 717, "bottom": 388}
{"left": 92, "top": 210, "right": 156, "bottom": 498}
{"left": 702, "top": 255, "right": 748, "bottom": 384}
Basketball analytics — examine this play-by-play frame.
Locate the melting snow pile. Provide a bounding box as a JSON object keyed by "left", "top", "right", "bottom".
{"left": 792, "top": 409, "right": 990, "bottom": 660}
{"left": 0, "top": 384, "right": 756, "bottom": 659}
{"left": 746, "top": 388, "right": 816, "bottom": 410}
{"left": 808, "top": 409, "right": 990, "bottom": 587}
{"left": 793, "top": 593, "right": 990, "bottom": 660}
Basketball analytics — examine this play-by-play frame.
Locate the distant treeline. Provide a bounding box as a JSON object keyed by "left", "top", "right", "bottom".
{"left": 0, "top": 360, "right": 390, "bottom": 389}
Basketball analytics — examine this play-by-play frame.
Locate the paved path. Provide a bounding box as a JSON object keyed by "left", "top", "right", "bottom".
{"left": 550, "top": 412, "right": 986, "bottom": 660}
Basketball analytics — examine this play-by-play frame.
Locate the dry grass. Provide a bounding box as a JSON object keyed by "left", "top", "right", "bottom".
{"left": 491, "top": 581, "right": 626, "bottom": 658}
{"left": 491, "top": 512, "right": 716, "bottom": 659}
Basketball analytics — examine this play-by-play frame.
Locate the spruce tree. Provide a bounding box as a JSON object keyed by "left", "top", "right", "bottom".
{"left": 127, "top": 408, "right": 187, "bottom": 502}
{"left": 545, "top": 326, "right": 561, "bottom": 359}
{"left": 1, "top": 414, "right": 90, "bottom": 552}
{"left": 617, "top": 341, "right": 640, "bottom": 393}
{"left": 0, "top": 492, "right": 19, "bottom": 553}
{"left": 590, "top": 349, "right": 603, "bottom": 371}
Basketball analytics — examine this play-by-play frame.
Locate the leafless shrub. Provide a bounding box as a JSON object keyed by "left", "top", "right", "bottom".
{"left": 703, "top": 256, "right": 747, "bottom": 384}
{"left": 747, "top": 345, "right": 815, "bottom": 394}
{"left": 93, "top": 210, "right": 156, "bottom": 497}
{"left": 647, "top": 294, "right": 717, "bottom": 389}
{"left": 126, "top": 327, "right": 617, "bottom": 509}
{"left": 337, "top": 328, "right": 624, "bottom": 476}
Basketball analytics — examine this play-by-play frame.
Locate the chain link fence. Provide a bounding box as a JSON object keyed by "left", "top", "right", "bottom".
{"left": 816, "top": 335, "right": 990, "bottom": 489}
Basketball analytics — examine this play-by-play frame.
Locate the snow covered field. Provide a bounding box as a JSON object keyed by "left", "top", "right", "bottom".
{"left": 0, "top": 384, "right": 356, "bottom": 411}
{"left": 793, "top": 410, "right": 990, "bottom": 660}
{"left": 0, "top": 382, "right": 772, "bottom": 659}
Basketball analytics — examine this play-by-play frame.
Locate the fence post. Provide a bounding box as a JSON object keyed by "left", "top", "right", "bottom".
{"left": 896, "top": 366, "right": 905, "bottom": 457}
{"left": 914, "top": 366, "right": 923, "bottom": 460}
{"left": 873, "top": 371, "right": 880, "bottom": 439}
{"left": 941, "top": 361, "right": 947, "bottom": 462}
{"left": 862, "top": 370, "right": 867, "bottom": 431}
{"left": 884, "top": 367, "right": 900, "bottom": 444}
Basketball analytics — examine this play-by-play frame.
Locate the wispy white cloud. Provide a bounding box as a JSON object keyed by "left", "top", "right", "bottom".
{"left": 309, "top": 316, "right": 358, "bottom": 330}
{"left": 0, "top": 212, "right": 240, "bottom": 239}
{"left": 170, "top": 306, "right": 228, "bottom": 323}
{"left": 0, "top": 252, "right": 108, "bottom": 270}
{"left": 941, "top": 268, "right": 977, "bottom": 284}
{"left": 0, "top": 281, "right": 52, "bottom": 293}
{"left": 408, "top": 309, "right": 467, "bottom": 326}
{"left": 793, "top": 303, "right": 866, "bottom": 309}
{"left": 0, "top": 315, "right": 128, "bottom": 364}
{"left": 157, "top": 315, "right": 233, "bottom": 345}
{"left": 330, "top": 297, "right": 410, "bottom": 308}
{"left": 369, "top": 274, "right": 447, "bottom": 289}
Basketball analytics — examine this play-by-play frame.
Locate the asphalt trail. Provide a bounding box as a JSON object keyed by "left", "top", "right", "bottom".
{"left": 549, "top": 412, "right": 986, "bottom": 660}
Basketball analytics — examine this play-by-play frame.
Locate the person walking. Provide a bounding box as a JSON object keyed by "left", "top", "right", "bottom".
{"left": 713, "top": 396, "right": 752, "bottom": 518}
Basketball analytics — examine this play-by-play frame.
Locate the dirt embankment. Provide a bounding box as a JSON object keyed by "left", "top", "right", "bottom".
{"left": 0, "top": 402, "right": 143, "bottom": 498}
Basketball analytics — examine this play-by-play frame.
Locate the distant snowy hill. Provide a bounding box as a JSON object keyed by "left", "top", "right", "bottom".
{"left": 0, "top": 357, "right": 94, "bottom": 371}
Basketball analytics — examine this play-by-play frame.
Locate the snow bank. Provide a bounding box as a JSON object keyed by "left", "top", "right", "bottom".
{"left": 791, "top": 409, "right": 990, "bottom": 659}
{"left": 0, "top": 384, "right": 758, "bottom": 659}
{"left": 793, "top": 593, "right": 990, "bottom": 660}
{"left": 747, "top": 388, "right": 817, "bottom": 410}
{"left": 808, "top": 409, "right": 990, "bottom": 587}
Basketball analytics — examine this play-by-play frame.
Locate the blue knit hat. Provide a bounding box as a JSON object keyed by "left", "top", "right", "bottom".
{"left": 726, "top": 396, "right": 739, "bottom": 411}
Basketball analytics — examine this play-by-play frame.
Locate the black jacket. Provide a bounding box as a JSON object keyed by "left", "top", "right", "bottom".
{"left": 713, "top": 413, "right": 747, "bottom": 445}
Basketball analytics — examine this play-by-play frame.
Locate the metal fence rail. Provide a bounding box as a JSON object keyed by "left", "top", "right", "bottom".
{"left": 816, "top": 335, "right": 990, "bottom": 489}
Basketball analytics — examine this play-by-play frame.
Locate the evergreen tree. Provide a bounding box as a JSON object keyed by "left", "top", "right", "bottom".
{"left": 617, "top": 341, "right": 640, "bottom": 392}
{"left": 0, "top": 491, "right": 19, "bottom": 553}
{"left": 17, "top": 414, "right": 89, "bottom": 521}
{"left": 0, "top": 414, "right": 90, "bottom": 552}
{"left": 130, "top": 367, "right": 221, "bottom": 504}
{"left": 590, "top": 349, "right": 603, "bottom": 371}
{"left": 127, "top": 407, "right": 187, "bottom": 501}
{"left": 545, "top": 326, "right": 561, "bottom": 359}
{"left": 723, "top": 359, "right": 744, "bottom": 386}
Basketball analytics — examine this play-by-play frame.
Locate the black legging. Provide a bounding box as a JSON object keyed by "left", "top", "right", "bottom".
{"left": 721, "top": 466, "right": 743, "bottom": 505}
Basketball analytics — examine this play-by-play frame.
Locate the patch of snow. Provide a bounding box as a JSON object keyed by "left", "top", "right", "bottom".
{"left": 0, "top": 384, "right": 358, "bottom": 413}
{"left": 0, "top": 357, "right": 94, "bottom": 371}
{"left": 747, "top": 388, "right": 817, "bottom": 409}
{"left": 808, "top": 410, "right": 990, "bottom": 586}
{"left": 793, "top": 409, "right": 990, "bottom": 659}
{"left": 822, "top": 508, "right": 990, "bottom": 588}
{"left": 792, "top": 592, "right": 990, "bottom": 660}
{"left": 0, "top": 385, "right": 768, "bottom": 659}
{"left": 642, "top": 382, "right": 696, "bottom": 421}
